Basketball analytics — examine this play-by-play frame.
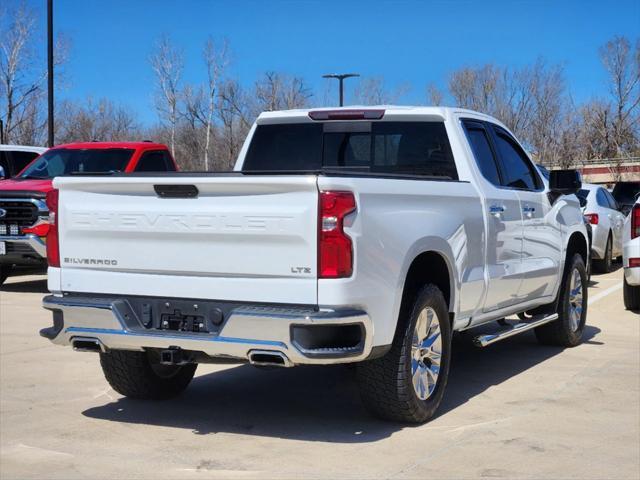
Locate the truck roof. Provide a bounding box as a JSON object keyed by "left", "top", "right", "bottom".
{"left": 256, "top": 105, "right": 506, "bottom": 127}
{"left": 49, "top": 141, "right": 168, "bottom": 150}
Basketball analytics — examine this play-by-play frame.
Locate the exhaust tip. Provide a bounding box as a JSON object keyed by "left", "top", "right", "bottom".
{"left": 72, "top": 337, "right": 104, "bottom": 353}
{"left": 248, "top": 350, "right": 293, "bottom": 368}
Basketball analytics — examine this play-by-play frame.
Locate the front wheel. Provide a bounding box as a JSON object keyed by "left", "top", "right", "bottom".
{"left": 623, "top": 276, "right": 640, "bottom": 310}
{"left": 357, "top": 285, "right": 452, "bottom": 423}
{"left": 99, "top": 350, "right": 197, "bottom": 399}
{"left": 535, "top": 253, "right": 588, "bottom": 347}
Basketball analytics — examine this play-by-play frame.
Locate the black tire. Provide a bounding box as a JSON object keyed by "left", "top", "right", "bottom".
{"left": 623, "top": 276, "right": 640, "bottom": 311}
{"left": 99, "top": 350, "right": 197, "bottom": 399}
{"left": 535, "top": 253, "right": 588, "bottom": 347}
{"left": 0, "top": 265, "right": 12, "bottom": 286}
{"left": 593, "top": 234, "right": 612, "bottom": 274}
{"left": 356, "top": 284, "right": 452, "bottom": 423}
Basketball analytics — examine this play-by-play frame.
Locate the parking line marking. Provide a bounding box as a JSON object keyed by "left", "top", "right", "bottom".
{"left": 588, "top": 282, "right": 623, "bottom": 305}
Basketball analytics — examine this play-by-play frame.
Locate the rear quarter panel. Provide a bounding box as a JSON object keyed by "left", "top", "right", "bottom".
{"left": 317, "top": 176, "right": 484, "bottom": 347}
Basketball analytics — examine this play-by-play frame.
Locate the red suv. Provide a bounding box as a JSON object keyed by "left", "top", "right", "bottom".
{"left": 0, "top": 142, "right": 177, "bottom": 285}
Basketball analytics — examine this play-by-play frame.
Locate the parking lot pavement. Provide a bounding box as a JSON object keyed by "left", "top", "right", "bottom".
{"left": 0, "top": 269, "right": 638, "bottom": 480}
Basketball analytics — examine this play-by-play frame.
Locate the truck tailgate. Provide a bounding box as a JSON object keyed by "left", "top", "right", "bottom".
{"left": 54, "top": 175, "right": 319, "bottom": 305}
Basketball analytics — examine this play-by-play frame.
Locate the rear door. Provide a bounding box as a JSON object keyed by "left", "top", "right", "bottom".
{"left": 602, "top": 188, "right": 625, "bottom": 256}
{"left": 489, "top": 125, "right": 562, "bottom": 300}
{"left": 462, "top": 120, "right": 524, "bottom": 312}
{"left": 56, "top": 176, "right": 319, "bottom": 305}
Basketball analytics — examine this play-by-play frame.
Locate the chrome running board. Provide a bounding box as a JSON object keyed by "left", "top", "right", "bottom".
{"left": 473, "top": 313, "right": 559, "bottom": 347}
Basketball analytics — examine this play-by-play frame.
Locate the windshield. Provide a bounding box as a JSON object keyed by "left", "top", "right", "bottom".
{"left": 18, "top": 148, "right": 134, "bottom": 179}
{"left": 242, "top": 122, "right": 458, "bottom": 180}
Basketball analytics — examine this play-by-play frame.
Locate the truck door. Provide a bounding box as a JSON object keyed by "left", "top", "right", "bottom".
{"left": 490, "top": 126, "right": 562, "bottom": 301}
{"left": 462, "top": 120, "right": 524, "bottom": 312}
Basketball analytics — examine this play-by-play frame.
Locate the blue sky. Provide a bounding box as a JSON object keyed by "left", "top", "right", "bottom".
{"left": 21, "top": 0, "right": 640, "bottom": 124}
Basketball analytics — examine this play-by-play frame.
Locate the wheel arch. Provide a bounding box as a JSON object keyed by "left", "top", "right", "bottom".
{"left": 399, "top": 250, "right": 455, "bottom": 324}
{"left": 566, "top": 230, "right": 589, "bottom": 266}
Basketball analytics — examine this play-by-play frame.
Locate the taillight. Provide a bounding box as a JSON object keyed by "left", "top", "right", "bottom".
{"left": 585, "top": 213, "right": 599, "bottom": 225}
{"left": 629, "top": 258, "right": 640, "bottom": 268}
{"left": 319, "top": 191, "right": 356, "bottom": 278}
{"left": 632, "top": 204, "right": 640, "bottom": 239}
{"left": 45, "top": 189, "right": 60, "bottom": 267}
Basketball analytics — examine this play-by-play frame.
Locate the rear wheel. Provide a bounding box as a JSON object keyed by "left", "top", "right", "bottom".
{"left": 357, "top": 285, "right": 451, "bottom": 423}
{"left": 99, "top": 350, "right": 197, "bottom": 399}
{"left": 593, "top": 234, "right": 612, "bottom": 273}
{"left": 535, "top": 253, "right": 587, "bottom": 347}
{"left": 623, "top": 276, "right": 640, "bottom": 310}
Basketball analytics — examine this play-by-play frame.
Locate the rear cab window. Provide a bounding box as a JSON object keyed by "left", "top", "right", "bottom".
{"left": 242, "top": 121, "right": 458, "bottom": 180}
{"left": 135, "top": 150, "right": 176, "bottom": 172}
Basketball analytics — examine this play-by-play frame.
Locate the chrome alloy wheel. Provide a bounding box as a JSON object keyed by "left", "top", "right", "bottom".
{"left": 411, "top": 307, "right": 442, "bottom": 400}
{"left": 568, "top": 268, "right": 584, "bottom": 331}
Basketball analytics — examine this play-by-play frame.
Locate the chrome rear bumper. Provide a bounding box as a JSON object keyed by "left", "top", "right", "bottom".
{"left": 41, "top": 295, "right": 373, "bottom": 366}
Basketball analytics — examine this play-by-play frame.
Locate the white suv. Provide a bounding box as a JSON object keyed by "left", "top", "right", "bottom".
{"left": 623, "top": 199, "right": 640, "bottom": 310}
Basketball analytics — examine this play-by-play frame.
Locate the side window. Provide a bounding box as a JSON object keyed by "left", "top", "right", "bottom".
{"left": 135, "top": 151, "right": 175, "bottom": 172}
{"left": 462, "top": 121, "right": 501, "bottom": 186}
{"left": 596, "top": 189, "right": 609, "bottom": 208}
{"left": 492, "top": 128, "right": 541, "bottom": 191}
{"left": 10, "top": 151, "right": 39, "bottom": 175}
{"left": 603, "top": 189, "right": 618, "bottom": 210}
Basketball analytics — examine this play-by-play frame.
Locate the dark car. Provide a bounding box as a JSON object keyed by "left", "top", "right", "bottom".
{"left": 0, "top": 145, "right": 47, "bottom": 179}
{"left": 612, "top": 181, "right": 640, "bottom": 217}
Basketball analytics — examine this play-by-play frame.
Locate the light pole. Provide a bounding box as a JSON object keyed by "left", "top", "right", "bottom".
{"left": 322, "top": 73, "right": 359, "bottom": 107}
{"left": 47, "top": 0, "right": 54, "bottom": 147}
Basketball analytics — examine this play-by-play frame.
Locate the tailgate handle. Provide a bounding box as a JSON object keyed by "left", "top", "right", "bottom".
{"left": 154, "top": 184, "right": 199, "bottom": 198}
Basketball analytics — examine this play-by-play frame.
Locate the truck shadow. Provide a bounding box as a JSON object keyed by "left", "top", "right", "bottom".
{"left": 0, "top": 278, "right": 48, "bottom": 293}
{"left": 82, "top": 325, "right": 601, "bottom": 443}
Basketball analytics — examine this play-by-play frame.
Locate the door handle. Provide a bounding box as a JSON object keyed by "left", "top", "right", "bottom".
{"left": 489, "top": 205, "right": 505, "bottom": 216}
{"left": 522, "top": 205, "right": 535, "bottom": 218}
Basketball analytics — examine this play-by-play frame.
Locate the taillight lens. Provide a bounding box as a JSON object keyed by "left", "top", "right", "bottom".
{"left": 632, "top": 204, "right": 640, "bottom": 239}
{"left": 45, "top": 189, "right": 60, "bottom": 267}
{"left": 319, "top": 191, "right": 356, "bottom": 278}
{"left": 585, "top": 213, "right": 599, "bottom": 225}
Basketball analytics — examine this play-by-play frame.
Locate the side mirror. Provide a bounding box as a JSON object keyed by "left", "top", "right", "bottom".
{"left": 549, "top": 169, "right": 581, "bottom": 195}
{"left": 0, "top": 165, "right": 6, "bottom": 180}
{"left": 578, "top": 196, "right": 587, "bottom": 208}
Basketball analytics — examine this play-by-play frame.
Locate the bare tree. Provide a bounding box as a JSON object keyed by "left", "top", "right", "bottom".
{"left": 426, "top": 83, "right": 444, "bottom": 106}
{"left": 217, "top": 80, "right": 252, "bottom": 169}
{"left": 56, "top": 97, "right": 139, "bottom": 144}
{"left": 150, "top": 35, "right": 183, "bottom": 157}
{"left": 353, "top": 77, "right": 409, "bottom": 105}
{"left": 0, "top": 1, "right": 68, "bottom": 144}
{"left": 202, "top": 38, "right": 228, "bottom": 170}
{"left": 599, "top": 36, "right": 640, "bottom": 156}
{"left": 255, "top": 72, "right": 312, "bottom": 111}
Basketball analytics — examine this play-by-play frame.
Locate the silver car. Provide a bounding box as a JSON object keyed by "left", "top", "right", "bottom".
{"left": 577, "top": 183, "right": 626, "bottom": 273}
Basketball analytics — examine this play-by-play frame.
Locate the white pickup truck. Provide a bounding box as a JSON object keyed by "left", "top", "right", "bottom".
{"left": 41, "top": 107, "right": 589, "bottom": 423}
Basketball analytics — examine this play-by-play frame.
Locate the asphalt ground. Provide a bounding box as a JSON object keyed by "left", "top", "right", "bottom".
{"left": 1, "top": 267, "right": 638, "bottom": 479}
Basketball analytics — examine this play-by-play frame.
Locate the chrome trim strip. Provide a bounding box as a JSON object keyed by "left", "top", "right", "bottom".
{"left": 473, "top": 313, "right": 559, "bottom": 347}
{"left": 0, "top": 234, "right": 47, "bottom": 257}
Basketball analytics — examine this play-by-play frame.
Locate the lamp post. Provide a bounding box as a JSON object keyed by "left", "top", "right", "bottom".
{"left": 322, "top": 73, "right": 359, "bottom": 106}
{"left": 47, "top": 0, "right": 54, "bottom": 147}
